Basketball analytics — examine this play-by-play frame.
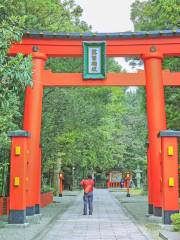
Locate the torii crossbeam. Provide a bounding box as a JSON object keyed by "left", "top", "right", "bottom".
{"left": 41, "top": 70, "right": 180, "bottom": 87}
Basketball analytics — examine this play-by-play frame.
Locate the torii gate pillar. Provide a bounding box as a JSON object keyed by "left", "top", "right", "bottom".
{"left": 8, "top": 130, "right": 30, "bottom": 224}
{"left": 147, "top": 142, "right": 153, "bottom": 214}
{"left": 23, "top": 50, "right": 47, "bottom": 215}
{"left": 159, "top": 130, "right": 180, "bottom": 224}
{"left": 143, "top": 50, "right": 167, "bottom": 216}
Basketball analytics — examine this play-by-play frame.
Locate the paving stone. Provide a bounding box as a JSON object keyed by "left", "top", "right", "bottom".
{"left": 0, "top": 189, "right": 154, "bottom": 240}
{"left": 159, "top": 230, "right": 180, "bottom": 240}
{"left": 40, "top": 189, "right": 152, "bottom": 240}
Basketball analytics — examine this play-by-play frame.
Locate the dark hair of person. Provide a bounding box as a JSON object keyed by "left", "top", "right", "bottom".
{"left": 87, "top": 174, "right": 92, "bottom": 179}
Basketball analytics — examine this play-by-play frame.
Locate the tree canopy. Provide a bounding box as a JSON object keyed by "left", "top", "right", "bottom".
{"left": 130, "top": 0, "right": 180, "bottom": 130}
{"left": 0, "top": 0, "right": 179, "bottom": 195}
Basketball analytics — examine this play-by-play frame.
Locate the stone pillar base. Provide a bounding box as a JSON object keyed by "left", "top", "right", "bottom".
{"left": 163, "top": 210, "right": 179, "bottom": 224}
{"left": 154, "top": 206, "right": 162, "bottom": 217}
{"left": 35, "top": 204, "right": 40, "bottom": 214}
{"left": 148, "top": 204, "right": 153, "bottom": 214}
{"left": 26, "top": 206, "right": 35, "bottom": 216}
{"left": 9, "top": 210, "right": 26, "bottom": 224}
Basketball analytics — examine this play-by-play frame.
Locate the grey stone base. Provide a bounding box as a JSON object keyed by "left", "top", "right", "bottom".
{"left": 8, "top": 210, "right": 26, "bottom": 224}
{"left": 53, "top": 196, "right": 61, "bottom": 203}
{"left": 6, "top": 223, "right": 29, "bottom": 228}
{"left": 26, "top": 206, "right": 35, "bottom": 216}
{"left": 147, "top": 215, "right": 162, "bottom": 223}
{"left": 26, "top": 213, "right": 42, "bottom": 224}
{"left": 148, "top": 204, "right": 153, "bottom": 214}
{"left": 159, "top": 224, "right": 172, "bottom": 231}
{"left": 163, "top": 210, "right": 179, "bottom": 225}
{"left": 35, "top": 204, "right": 40, "bottom": 214}
{"left": 154, "top": 206, "right": 162, "bottom": 217}
{"left": 159, "top": 230, "right": 180, "bottom": 240}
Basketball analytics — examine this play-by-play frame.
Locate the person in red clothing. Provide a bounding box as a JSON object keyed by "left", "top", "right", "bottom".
{"left": 80, "top": 174, "right": 94, "bottom": 215}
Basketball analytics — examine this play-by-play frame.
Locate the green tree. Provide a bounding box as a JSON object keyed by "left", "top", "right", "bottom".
{"left": 130, "top": 0, "right": 180, "bottom": 130}
{"left": 0, "top": 11, "right": 32, "bottom": 195}
{"left": 0, "top": 0, "right": 150, "bottom": 194}
{"left": 0, "top": 0, "right": 89, "bottom": 193}
{"left": 0, "top": 0, "right": 89, "bottom": 32}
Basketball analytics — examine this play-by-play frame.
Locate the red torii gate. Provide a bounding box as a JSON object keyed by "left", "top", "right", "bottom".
{"left": 7, "top": 29, "right": 180, "bottom": 224}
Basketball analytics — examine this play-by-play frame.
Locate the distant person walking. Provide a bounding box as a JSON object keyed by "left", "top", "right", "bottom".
{"left": 120, "top": 178, "right": 125, "bottom": 188}
{"left": 80, "top": 174, "right": 95, "bottom": 215}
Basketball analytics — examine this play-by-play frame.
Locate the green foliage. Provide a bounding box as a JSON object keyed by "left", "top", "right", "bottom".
{"left": 130, "top": 0, "right": 180, "bottom": 130}
{"left": 41, "top": 184, "right": 54, "bottom": 193}
{"left": 42, "top": 84, "right": 147, "bottom": 186}
{"left": 0, "top": 17, "right": 32, "bottom": 148}
{"left": 0, "top": 0, "right": 89, "bottom": 32}
{"left": 0, "top": 0, "right": 90, "bottom": 194}
{"left": 0, "top": 0, "right": 148, "bottom": 194}
{"left": 42, "top": 55, "right": 125, "bottom": 184}
{"left": 171, "top": 213, "right": 180, "bottom": 231}
{"left": 131, "top": 0, "right": 180, "bottom": 31}
{"left": 0, "top": 149, "right": 10, "bottom": 196}
{"left": 0, "top": 7, "right": 32, "bottom": 195}
{"left": 42, "top": 87, "right": 121, "bottom": 174}
{"left": 119, "top": 90, "right": 147, "bottom": 172}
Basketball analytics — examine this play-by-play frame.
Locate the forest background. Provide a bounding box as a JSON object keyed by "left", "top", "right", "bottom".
{"left": 0, "top": 0, "right": 179, "bottom": 195}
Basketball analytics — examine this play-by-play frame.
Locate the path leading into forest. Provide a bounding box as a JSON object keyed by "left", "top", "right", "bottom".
{"left": 36, "top": 189, "right": 152, "bottom": 240}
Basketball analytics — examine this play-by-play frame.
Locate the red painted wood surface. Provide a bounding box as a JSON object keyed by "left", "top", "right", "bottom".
{"left": 8, "top": 36, "right": 180, "bottom": 57}
{"left": 143, "top": 52, "right": 167, "bottom": 211}
{"left": 161, "top": 137, "right": 179, "bottom": 211}
{"left": 9, "top": 137, "right": 28, "bottom": 211}
{"left": 40, "top": 192, "right": 53, "bottom": 208}
{"left": 0, "top": 193, "right": 53, "bottom": 216}
{"left": 0, "top": 198, "right": 3, "bottom": 215}
{"left": 147, "top": 145, "right": 153, "bottom": 207}
{"left": 23, "top": 52, "right": 47, "bottom": 210}
{"left": 42, "top": 70, "right": 180, "bottom": 87}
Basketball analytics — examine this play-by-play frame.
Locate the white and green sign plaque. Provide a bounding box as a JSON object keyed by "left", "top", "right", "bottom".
{"left": 83, "top": 41, "right": 106, "bottom": 79}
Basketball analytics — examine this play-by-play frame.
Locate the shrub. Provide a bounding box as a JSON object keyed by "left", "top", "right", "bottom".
{"left": 41, "top": 185, "right": 54, "bottom": 193}
{"left": 171, "top": 213, "right": 180, "bottom": 231}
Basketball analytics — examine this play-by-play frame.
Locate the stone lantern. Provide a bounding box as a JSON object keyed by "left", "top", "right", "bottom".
{"left": 134, "top": 165, "right": 142, "bottom": 189}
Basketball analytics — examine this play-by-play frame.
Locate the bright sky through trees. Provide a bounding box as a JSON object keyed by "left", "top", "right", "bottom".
{"left": 75, "top": 0, "right": 135, "bottom": 32}
{"left": 75, "top": 0, "right": 144, "bottom": 72}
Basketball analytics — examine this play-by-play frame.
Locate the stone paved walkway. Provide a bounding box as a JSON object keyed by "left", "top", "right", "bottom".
{"left": 37, "top": 189, "right": 152, "bottom": 240}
